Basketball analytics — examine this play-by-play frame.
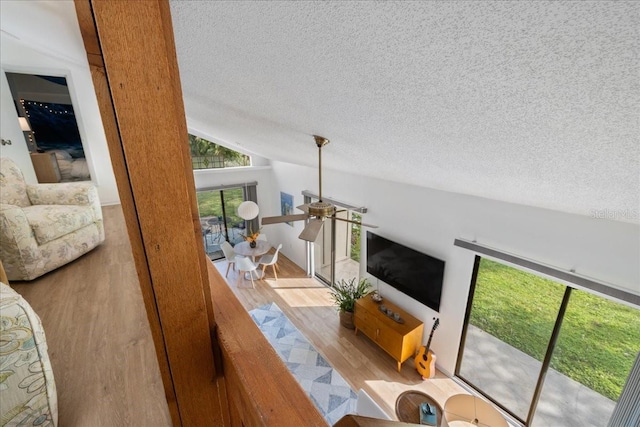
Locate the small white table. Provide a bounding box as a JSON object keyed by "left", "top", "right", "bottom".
{"left": 234, "top": 240, "right": 271, "bottom": 262}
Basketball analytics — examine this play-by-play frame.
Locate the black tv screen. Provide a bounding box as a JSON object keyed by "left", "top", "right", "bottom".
{"left": 366, "top": 231, "right": 445, "bottom": 312}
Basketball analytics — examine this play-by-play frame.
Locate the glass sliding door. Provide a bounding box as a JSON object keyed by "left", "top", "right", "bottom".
{"left": 458, "top": 257, "right": 564, "bottom": 421}
{"left": 533, "top": 288, "right": 634, "bottom": 426}
{"left": 313, "top": 209, "right": 361, "bottom": 285}
{"left": 197, "top": 187, "right": 244, "bottom": 260}
{"left": 457, "top": 257, "right": 640, "bottom": 426}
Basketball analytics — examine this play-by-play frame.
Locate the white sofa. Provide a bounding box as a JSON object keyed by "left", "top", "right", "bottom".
{"left": 0, "top": 157, "right": 104, "bottom": 281}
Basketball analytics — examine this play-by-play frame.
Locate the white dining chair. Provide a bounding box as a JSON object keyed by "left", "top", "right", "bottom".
{"left": 258, "top": 244, "right": 282, "bottom": 281}
{"left": 235, "top": 256, "right": 259, "bottom": 288}
{"left": 221, "top": 241, "right": 243, "bottom": 277}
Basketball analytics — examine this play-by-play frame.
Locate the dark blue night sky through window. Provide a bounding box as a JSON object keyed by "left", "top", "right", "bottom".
{"left": 23, "top": 100, "right": 84, "bottom": 156}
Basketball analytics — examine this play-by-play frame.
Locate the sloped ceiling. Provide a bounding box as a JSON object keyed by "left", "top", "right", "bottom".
{"left": 171, "top": 1, "right": 639, "bottom": 223}
{"left": 3, "top": 1, "right": 636, "bottom": 222}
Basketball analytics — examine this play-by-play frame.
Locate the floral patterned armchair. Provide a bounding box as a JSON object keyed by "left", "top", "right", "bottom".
{"left": 0, "top": 157, "right": 105, "bottom": 281}
{"left": 0, "top": 282, "right": 58, "bottom": 426}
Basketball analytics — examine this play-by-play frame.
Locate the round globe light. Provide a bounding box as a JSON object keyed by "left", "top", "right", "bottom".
{"left": 237, "top": 201, "right": 259, "bottom": 220}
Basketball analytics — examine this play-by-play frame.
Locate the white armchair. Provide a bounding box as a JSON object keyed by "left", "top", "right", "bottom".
{"left": 0, "top": 157, "right": 105, "bottom": 281}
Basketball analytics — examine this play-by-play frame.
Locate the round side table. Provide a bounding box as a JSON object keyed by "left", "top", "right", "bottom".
{"left": 395, "top": 390, "right": 443, "bottom": 426}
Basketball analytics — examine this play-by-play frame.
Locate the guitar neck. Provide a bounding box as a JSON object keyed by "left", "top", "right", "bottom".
{"left": 424, "top": 318, "right": 439, "bottom": 352}
{"left": 425, "top": 331, "right": 435, "bottom": 352}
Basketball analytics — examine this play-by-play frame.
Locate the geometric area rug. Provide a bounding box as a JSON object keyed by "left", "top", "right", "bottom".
{"left": 249, "top": 302, "right": 358, "bottom": 425}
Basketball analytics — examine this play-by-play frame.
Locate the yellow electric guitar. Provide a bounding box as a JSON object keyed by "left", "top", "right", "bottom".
{"left": 415, "top": 317, "right": 440, "bottom": 380}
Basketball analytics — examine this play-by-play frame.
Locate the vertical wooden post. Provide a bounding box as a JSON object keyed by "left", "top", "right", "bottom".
{"left": 74, "top": 1, "right": 227, "bottom": 425}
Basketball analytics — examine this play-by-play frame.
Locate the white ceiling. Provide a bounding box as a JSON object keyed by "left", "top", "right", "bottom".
{"left": 170, "top": 1, "right": 639, "bottom": 223}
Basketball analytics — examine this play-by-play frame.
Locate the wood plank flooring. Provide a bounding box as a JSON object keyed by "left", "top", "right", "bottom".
{"left": 10, "top": 205, "right": 172, "bottom": 426}
{"left": 215, "top": 246, "right": 469, "bottom": 420}
{"left": 8, "top": 204, "right": 467, "bottom": 425}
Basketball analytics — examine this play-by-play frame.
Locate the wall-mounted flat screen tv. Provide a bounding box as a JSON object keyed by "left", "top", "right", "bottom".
{"left": 366, "top": 231, "right": 445, "bottom": 312}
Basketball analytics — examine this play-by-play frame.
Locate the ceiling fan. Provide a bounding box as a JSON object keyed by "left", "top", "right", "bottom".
{"left": 261, "top": 135, "right": 378, "bottom": 242}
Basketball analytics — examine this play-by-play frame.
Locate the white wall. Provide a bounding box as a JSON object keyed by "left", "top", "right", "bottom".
{"left": 0, "top": 1, "right": 119, "bottom": 205}
{"left": 267, "top": 160, "right": 640, "bottom": 375}
{"left": 0, "top": 71, "right": 36, "bottom": 180}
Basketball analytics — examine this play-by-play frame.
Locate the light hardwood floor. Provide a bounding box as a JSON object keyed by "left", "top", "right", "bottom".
{"left": 217, "top": 246, "right": 469, "bottom": 421}
{"left": 10, "top": 205, "right": 172, "bottom": 426}
{"left": 10, "top": 204, "right": 467, "bottom": 425}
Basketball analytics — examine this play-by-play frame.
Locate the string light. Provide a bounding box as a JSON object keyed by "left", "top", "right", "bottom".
{"left": 20, "top": 99, "right": 74, "bottom": 116}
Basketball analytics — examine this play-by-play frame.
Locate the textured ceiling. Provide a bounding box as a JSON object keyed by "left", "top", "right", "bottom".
{"left": 171, "top": 1, "right": 640, "bottom": 222}
{"left": 170, "top": 3, "right": 633, "bottom": 221}
{"left": 7, "top": 1, "right": 639, "bottom": 222}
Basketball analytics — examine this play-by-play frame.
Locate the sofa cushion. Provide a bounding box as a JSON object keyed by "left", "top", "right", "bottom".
{"left": 23, "top": 205, "right": 95, "bottom": 245}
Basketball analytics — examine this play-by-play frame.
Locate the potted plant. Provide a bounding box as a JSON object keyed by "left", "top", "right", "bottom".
{"left": 240, "top": 225, "right": 261, "bottom": 248}
{"left": 330, "top": 277, "right": 372, "bottom": 329}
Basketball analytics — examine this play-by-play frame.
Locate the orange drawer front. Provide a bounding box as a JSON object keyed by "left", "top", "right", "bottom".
{"left": 355, "top": 313, "right": 377, "bottom": 339}
{"left": 376, "top": 327, "right": 403, "bottom": 359}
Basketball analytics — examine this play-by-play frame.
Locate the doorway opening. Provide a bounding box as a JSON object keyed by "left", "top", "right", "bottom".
{"left": 5, "top": 72, "right": 91, "bottom": 182}
{"left": 314, "top": 210, "right": 362, "bottom": 286}
{"left": 197, "top": 184, "right": 259, "bottom": 260}
{"left": 302, "top": 192, "right": 367, "bottom": 287}
{"left": 457, "top": 256, "right": 639, "bottom": 426}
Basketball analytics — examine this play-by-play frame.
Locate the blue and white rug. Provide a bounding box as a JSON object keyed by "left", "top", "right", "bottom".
{"left": 249, "top": 302, "right": 358, "bottom": 425}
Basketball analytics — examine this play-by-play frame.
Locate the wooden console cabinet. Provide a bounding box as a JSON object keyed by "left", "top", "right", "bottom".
{"left": 30, "top": 152, "right": 61, "bottom": 183}
{"left": 354, "top": 296, "right": 424, "bottom": 372}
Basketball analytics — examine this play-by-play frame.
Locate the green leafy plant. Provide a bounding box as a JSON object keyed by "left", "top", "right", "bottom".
{"left": 330, "top": 277, "right": 372, "bottom": 313}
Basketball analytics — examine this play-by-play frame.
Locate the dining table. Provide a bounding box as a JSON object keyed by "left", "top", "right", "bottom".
{"left": 234, "top": 240, "right": 271, "bottom": 261}
{"left": 234, "top": 240, "right": 271, "bottom": 280}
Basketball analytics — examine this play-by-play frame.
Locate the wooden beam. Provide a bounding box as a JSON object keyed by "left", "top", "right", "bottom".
{"left": 74, "top": 1, "right": 226, "bottom": 425}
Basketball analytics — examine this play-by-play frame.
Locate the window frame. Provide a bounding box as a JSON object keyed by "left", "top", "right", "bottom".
{"left": 455, "top": 252, "right": 639, "bottom": 426}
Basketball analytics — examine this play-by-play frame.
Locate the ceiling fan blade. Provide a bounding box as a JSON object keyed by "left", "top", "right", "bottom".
{"left": 296, "top": 204, "right": 310, "bottom": 213}
{"left": 262, "top": 213, "right": 309, "bottom": 225}
{"left": 334, "top": 217, "right": 379, "bottom": 228}
{"left": 298, "top": 219, "right": 325, "bottom": 242}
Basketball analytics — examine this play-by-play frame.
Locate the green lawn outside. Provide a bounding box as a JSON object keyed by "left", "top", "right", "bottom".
{"left": 197, "top": 188, "right": 244, "bottom": 226}
{"left": 470, "top": 258, "right": 639, "bottom": 401}
{"left": 350, "top": 213, "right": 362, "bottom": 262}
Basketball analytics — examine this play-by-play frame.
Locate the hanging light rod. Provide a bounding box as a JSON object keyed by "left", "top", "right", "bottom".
{"left": 313, "top": 135, "right": 329, "bottom": 202}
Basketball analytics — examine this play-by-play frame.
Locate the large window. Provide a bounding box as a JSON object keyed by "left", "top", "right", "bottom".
{"left": 189, "top": 134, "right": 250, "bottom": 169}
{"left": 457, "top": 257, "right": 639, "bottom": 426}
{"left": 189, "top": 134, "right": 255, "bottom": 258}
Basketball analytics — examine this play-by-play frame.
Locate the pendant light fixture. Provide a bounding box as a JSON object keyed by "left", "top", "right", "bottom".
{"left": 237, "top": 181, "right": 259, "bottom": 220}
{"left": 237, "top": 200, "right": 259, "bottom": 220}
